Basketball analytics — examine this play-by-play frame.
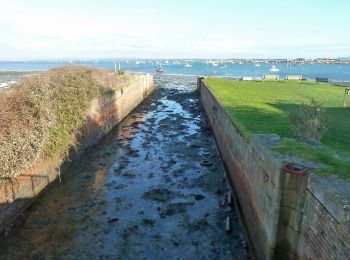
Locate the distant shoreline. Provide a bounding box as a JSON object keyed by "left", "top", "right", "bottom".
{"left": 1, "top": 61, "right": 350, "bottom": 82}
{"left": 0, "top": 71, "right": 40, "bottom": 90}
{"left": 0, "top": 70, "right": 42, "bottom": 74}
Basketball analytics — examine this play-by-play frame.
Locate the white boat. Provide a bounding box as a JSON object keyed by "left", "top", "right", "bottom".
{"left": 254, "top": 64, "right": 261, "bottom": 67}
{"left": 270, "top": 65, "right": 279, "bottom": 72}
{"left": 212, "top": 63, "right": 218, "bottom": 67}
{"left": 184, "top": 63, "right": 192, "bottom": 67}
{"left": 0, "top": 83, "right": 8, "bottom": 88}
{"left": 156, "top": 62, "right": 163, "bottom": 73}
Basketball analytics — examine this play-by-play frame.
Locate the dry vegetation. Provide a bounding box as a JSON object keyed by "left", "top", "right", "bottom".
{"left": 289, "top": 98, "right": 327, "bottom": 140}
{"left": 0, "top": 66, "right": 134, "bottom": 180}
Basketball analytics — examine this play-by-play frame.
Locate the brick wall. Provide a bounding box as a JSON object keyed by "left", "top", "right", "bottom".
{"left": 199, "top": 78, "right": 350, "bottom": 259}
{"left": 297, "top": 175, "right": 350, "bottom": 259}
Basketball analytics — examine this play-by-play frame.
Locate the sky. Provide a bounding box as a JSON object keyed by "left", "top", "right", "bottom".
{"left": 0, "top": 0, "right": 349, "bottom": 59}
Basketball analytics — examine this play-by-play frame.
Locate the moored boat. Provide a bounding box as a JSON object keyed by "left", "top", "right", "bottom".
{"left": 156, "top": 62, "right": 163, "bottom": 73}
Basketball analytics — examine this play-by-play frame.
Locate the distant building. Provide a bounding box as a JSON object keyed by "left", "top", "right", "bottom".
{"left": 339, "top": 57, "right": 350, "bottom": 62}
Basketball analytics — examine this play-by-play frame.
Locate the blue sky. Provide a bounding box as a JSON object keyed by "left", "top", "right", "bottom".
{"left": 0, "top": 0, "right": 349, "bottom": 59}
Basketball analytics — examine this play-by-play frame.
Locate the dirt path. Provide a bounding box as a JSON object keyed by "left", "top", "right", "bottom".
{"left": 0, "top": 76, "right": 253, "bottom": 259}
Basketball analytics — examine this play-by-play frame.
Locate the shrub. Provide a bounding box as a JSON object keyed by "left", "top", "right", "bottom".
{"left": 289, "top": 98, "right": 327, "bottom": 140}
{"left": 0, "top": 66, "right": 132, "bottom": 179}
{"left": 0, "top": 86, "right": 45, "bottom": 179}
{"left": 117, "top": 70, "right": 125, "bottom": 75}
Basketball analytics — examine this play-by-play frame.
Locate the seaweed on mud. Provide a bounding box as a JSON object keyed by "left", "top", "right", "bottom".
{"left": 159, "top": 201, "right": 195, "bottom": 218}
{"left": 143, "top": 188, "right": 176, "bottom": 203}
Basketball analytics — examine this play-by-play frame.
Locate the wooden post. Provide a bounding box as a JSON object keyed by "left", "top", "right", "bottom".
{"left": 227, "top": 191, "right": 232, "bottom": 206}
{"left": 344, "top": 88, "right": 350, "bottom": 107}
{"left": 226, "top": 216, "right": 231, "bottom": 232}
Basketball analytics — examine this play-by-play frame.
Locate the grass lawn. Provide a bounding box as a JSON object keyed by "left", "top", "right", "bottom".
{"left": 204, "top": 78, "right": 350, "bottom": 181}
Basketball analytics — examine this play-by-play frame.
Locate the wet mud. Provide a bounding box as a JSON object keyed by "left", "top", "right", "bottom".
{"left": 0, "top": 76, "right": 254, "bottom": 259}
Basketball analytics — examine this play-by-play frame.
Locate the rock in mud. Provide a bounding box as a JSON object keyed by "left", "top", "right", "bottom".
{"left": 108, "top": 217, "right": 119, "bottom": 223}
{"left": 194, "top": 194, "right": 205, "bottom": 201}
{"left": 142, "top": 218, "right": 155, "bottom": 226}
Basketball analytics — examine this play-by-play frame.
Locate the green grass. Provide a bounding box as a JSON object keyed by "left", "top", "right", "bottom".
{"left": 205, "top": 78, "right": 350, "bottom": 180}
{"left": 273, "top": 139, "right": 350, "bottom": 181}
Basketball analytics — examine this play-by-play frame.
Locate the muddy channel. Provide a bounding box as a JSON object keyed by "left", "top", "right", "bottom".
{"left": 0, "top": 76, "right": 254, "bottom": 259}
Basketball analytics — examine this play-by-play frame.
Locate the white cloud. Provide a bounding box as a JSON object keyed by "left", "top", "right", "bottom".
{"left": 9, "top": 40, "right": 51, "bottom": 50}
{"left": 0, "top": 0, "right": 349, "bottom": 59}
{"left": 0, "top": 0, "right": 160, "bottom": 58}
{"left": 140, "top": 8, "right": 157, "bottom": 15}
{"left": 194, "top": 39, "right": 252, "bottom": 53}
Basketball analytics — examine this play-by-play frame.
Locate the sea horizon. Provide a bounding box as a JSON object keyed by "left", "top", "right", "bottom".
{"left": 1, "top": 59, "right": 350, "bottom": 82}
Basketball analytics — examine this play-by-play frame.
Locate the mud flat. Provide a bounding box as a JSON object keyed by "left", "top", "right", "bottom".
{"left": 0, "top": 75, "right": 253, "bottom": 259}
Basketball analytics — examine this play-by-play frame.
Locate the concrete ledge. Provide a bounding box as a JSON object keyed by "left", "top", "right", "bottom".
{"left": 0, "top": 74, "right": 154, "bottom": 232}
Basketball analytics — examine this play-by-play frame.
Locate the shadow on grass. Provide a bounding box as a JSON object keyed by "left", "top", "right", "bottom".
{"left": 223, "top": 101, "right": 350, "bottom": 181}
{"left": 223, "top": 101, "right": 350, "bottom": 153}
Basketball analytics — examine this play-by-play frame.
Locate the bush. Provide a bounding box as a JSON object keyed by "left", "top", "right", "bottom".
{"left": 289, "top": 98, "right": 327, "bottom": 140}
{"left": 117, "top": 69, "right": 125, "bottom": 75}
{"left": 0, "top": 66, "right": 132, "bottom": 179}
{"left": 0, "top": 86, "right": 45, "bottom": 179}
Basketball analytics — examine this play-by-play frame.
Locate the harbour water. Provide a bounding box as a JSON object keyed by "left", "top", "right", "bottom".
{"left": 0, "top": 60, "right": 350, "bottom": 83}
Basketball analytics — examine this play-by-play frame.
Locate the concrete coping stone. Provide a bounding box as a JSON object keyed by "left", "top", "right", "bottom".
{"left": 308, "top": 173, "right": 350, "bottom": 226}
{"left": 251, "top": 133, "right": 350, "bottom": 226}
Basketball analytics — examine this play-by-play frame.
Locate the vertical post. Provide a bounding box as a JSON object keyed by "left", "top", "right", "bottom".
{"left": 197, "top": 77, "right": 204, "bottom": 95}
{"left": 344, "top": 88, "right": 350, "bottom": 107}
{"left": 274, "top": 167, "right": 309, "bottom": 258}
{"left": 344, "top": 94, "right": 346, "bottom": 107}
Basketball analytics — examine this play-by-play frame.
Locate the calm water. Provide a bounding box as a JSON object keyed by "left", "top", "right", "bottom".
{"left": 0, "top": 60, "right": 350, "bottom": 81}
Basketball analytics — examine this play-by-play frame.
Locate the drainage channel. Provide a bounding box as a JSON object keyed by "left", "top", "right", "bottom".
{"left": 0, "top": 75, "right": 254, "bottom": 259}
